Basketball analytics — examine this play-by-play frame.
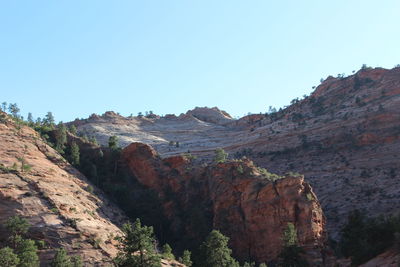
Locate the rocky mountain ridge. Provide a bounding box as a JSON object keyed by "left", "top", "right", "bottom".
{"left": 71, "top": 66, "right": 400, "bottom": 239}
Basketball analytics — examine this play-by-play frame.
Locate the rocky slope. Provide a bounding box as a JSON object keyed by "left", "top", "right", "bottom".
{"left": 360, "top": 247, "right": 399, "bottom": 267}
{"left": 121, "top": 142, "right": 333, "bottom": 265}
{"left": 72, "top": 67, "right": 400, "bottom": 239}
{"left": 0, "top": 114, "right": 186, "bottom": 267}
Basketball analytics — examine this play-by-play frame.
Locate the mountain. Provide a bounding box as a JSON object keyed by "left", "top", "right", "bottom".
{"left": 0, "top": 113, "right": 125, "bottom": 265}
{"left": 0, "top": 113, "right": 186, "bottom": 267}
{"left": 71, "top": 67, "right": 400, "bottom": 239}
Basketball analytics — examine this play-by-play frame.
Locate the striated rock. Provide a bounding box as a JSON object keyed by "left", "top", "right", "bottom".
{"left": 122, "top": 142, "right": 331, "bottom": 264}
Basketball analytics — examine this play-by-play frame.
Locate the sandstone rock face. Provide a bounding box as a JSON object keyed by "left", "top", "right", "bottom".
{"left": 0, "top": 115, "right": 124, "bottom": 265}
{"left": 122, "top": 142, "right": 330, "bottom": 264}
{"left": 72, "top": 67, "right": 400, "bottom": 238}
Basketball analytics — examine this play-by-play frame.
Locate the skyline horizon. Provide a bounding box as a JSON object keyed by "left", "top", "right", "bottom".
{"left": 2, "top": 64, "right": 397, "bottom": 123}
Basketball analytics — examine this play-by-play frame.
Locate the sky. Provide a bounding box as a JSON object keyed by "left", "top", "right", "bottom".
{"left": 0, "top": 1, "right": 399, "bottom": 122}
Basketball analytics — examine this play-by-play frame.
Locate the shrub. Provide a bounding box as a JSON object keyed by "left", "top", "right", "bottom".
{"left": 51, "top": 248, "right": 71, "bottom": 267}
{"left": 214, "top": 148, "right": 228, "bottom": 163}
{"left": 114, "top": 219, "right": 161, "bottom": 267}
{"left": 0, "top": 247, "right": 19, "bottom": 267}
{"left": 84, "top": 185, "right": 94, "bottom": 194}
{"left": 162, "top": 243, "right": 175, "bottom": 260}
{"left": 178, "top": 250, "right": 192, "bottom": 267}
{"left": 15, "top": 238, "right": 39, "bottom": 267}
{"left": 340, "top": 210, "right": 400, "bottom": 265}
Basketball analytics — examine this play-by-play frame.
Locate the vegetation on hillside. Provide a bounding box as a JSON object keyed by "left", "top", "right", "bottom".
{"left": 339, "top": 210, "right": 400, "bottom": 265}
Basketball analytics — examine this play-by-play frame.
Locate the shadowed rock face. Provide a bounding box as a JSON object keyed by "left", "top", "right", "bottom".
{"left": 72, "top": 67, "right": 400, "bottom": 238}
{"left": 122, "top": 142, "right": 332, "bottom": 265}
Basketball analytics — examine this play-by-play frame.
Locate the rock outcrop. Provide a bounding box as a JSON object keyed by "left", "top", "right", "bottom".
{"left": 121, "top": 142, "right": 331, "bottom": 264}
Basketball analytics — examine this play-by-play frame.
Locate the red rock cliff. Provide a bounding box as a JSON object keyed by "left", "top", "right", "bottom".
{"left": 122, "top": 142, "right": 330, "bottom": 264}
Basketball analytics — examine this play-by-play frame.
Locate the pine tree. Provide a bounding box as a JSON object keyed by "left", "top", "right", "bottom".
{"left": 69, "top": 125, "right": 77, "bottom": 135}
{"left": 51, "top": 248, "right": 71, "bottom": 267}
{"left": 89, "top": 136, "right": 98, "bottom": 145}
{"left": 0, "top": 247, "right": 19, "bottom": 267}
{"left": 5, "top": 216, "right": 30, "bottom": 248}
{"left": 214, "top": 148, "right": 228, "bottom": 163}
{"left": 178, "top": 250, "right": 192, "bottom": 267}
{"left": 27, "top": 113, "right": 34, "bottom": 125}
{"left": 114, "top": 218, "right": 161, "bottom": 267}
{"left": 162, "top": 243, "right": 174, "bottom": 260}
{"left": 55, "top": 122, "right": 67, "bottom": 153}
{"left": 15, "top": 238, "right": 39, "bottom": 267}
{"left": 1, "top": 102, "right": 7, "bottom": 112}
{"left": 279, "top": 223, "right": 308, "bottom": 267}
{"left": 8, "top": 103, "right": 20, "bottom": 119}
{"left": 282, "top": 223, "right": 297, "bottom": 247}
{"left": 44, "top": 112, "right": 55, "bottom": 127}
{"left": 108, "top": 136, "right": 119, "bottom": 151}
{"left": 71, "top": 255, "right": 83, "bottom": 267}
{"left": 198, "top": 230, "right": 239, "bottom": 267}
{"left": 70, "top": 142, "right": 80, "bottom": 166}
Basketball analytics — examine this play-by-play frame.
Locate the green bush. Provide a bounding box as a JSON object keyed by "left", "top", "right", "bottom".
{"left": 197, "top": 230, "right": 239, "bottom": 267}
{"left": 214, "top": 148, "right": 228, "bottom": 163}
{"left": 0, "top": 247, "right": 19, "bottom": 267}
{"left": 340, "top": 210, "right": 400, "bottom": 265}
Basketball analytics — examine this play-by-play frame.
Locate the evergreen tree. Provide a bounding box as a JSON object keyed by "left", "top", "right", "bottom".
{"left": 70, "top": 142, "right": 80, "bottom": 166}
{"left": 27, "top": 113, "right": 34, "bottom": 125}
{"left": 114, "top": 218, "right": 161, "bottom": 267}
{"left": 214, "top": 148, "right": 228, "bottom": 163}
{"left": 89, "top": 136, "right": 98, "bottom": 145}
{"left": 279, "top": 223, "right": 308, "bottom": 267}
{"left": 162, "top": 243, "right": 174, "bottom": 260}
{"left": 178, "top": 250, "right": 192, "bottom": 267}
{"left": 44, "top": 112, "right": 55, "bottom": 127}
{"left": 8, "top": 103, "right": 20, "bottom": 119}
{"left": 55, "top": 122, "right": 67, "bottom": 153}
{"left": 0, "top": 247, "right": 19, "bottom": 267}
{"left": 198, "top": 230, "right": 239, "bottom": 267}
{"left": 71, "top": 255, "right": 83, "bottom": 267}
{"left": 5, "top": 216, "right": 30, "bottom": 248}
{"left": 69, "top": 125, "right": 77, "bottom": 135}
{"left": 1, "top": 102, "right": 7, "bottom": 112}
{"left": 108, "top": 136, "right": 119, "bottom": 151}
{"left": 51, "top": 248, "right": 71, "bottom": 267}
{"left": 15, "top": 238, "right": 39, "bottom": 267}
{"left": 282, "top": 223, "right": 297, "bottom": 247}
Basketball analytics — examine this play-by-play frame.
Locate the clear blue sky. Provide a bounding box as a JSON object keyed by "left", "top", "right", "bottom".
{"left": 1, "top": 1, "right": 399, "bottom": 122}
